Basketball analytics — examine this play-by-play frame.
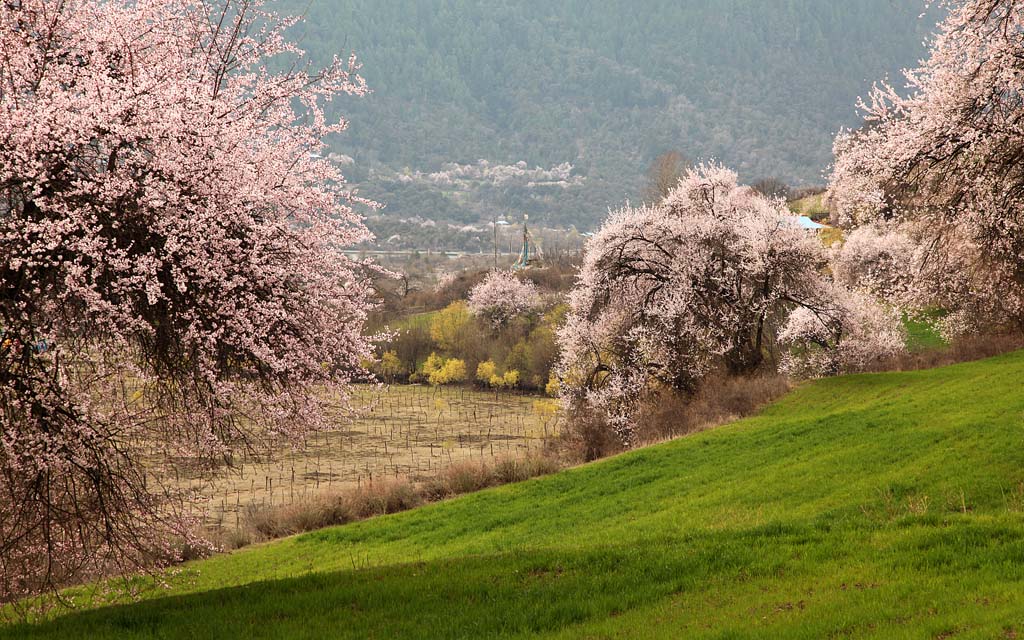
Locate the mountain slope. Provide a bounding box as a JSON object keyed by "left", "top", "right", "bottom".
{"left": 284, "top": 0, "right": 939, "bottom": 227}
{"left": 8, "top": 351, "right": 1024, "bottom": 638}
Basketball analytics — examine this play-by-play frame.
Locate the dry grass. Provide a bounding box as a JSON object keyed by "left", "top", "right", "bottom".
{"left": 872, "top": 333, "right": 1024, "bottom": 373}
{"left": 420, "top": 455, "right": 562, "bottom": 500}
{"left": 218, "top": 453, "right": 561, "bottom": 549}
{"left": 156, "top": 385, "right": 560, "bottom": 530}
{"left": 559, "top": 372, "right": 792, "bottom": 462}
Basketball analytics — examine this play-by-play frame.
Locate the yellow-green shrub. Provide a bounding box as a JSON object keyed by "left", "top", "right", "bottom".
{"left": 428, "top": 358, "right": 467, "bottom": 385}
{"left": 476, "top": 360, "right": 497, "bottom": 385}
{"left": 430, "top": 302, "right": 473, "bottom": 353}
{"left": 502, "top": 369, "right": 520, "bottom": 388}
{"left": 545, "top": 374, "right": 560, "bottom": 397}
{"left": 422, "top": 352, "right": 444, "bottom": 377}
{"left": 379, "top": 350, "right": 405, "bottom": 381}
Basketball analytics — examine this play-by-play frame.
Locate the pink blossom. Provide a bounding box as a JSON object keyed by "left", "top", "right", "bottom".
{"left": 779, "top": 285, "right": 907, "bottom": 378}
{"left": 828, "top": 0, "right": 1024, "bottom": 335}
{"left": 467, "top": 270, "right": 541, "bottom": 327}
{"left": 831, "top": 224, "right": 917, "bottom": 301}
{"left": 557, "top": 164, "right": 837, "bottom": 444}
{"left": 0, "top": 0, "right": 375, "bottom": 608}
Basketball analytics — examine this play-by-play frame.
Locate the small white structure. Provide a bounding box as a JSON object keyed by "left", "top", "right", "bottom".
{"left": 784, "top": 215, "right": 827, "bottom": 231}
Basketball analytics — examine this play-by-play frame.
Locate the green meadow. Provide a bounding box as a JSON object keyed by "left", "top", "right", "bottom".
{"left": 7, "top": 351, "right": 1024, "bottom": 638}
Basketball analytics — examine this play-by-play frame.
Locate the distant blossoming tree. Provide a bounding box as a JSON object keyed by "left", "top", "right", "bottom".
{"left": 467, "top": 270, "right": 541, "bottom": 327}
{"left": 0, "top": 0, "right": 375, "bottom": 607}
{"left": 434, "top": 270, "right": 458, "bottom": 293}
{"left": 557, "top": 165, "right": 855, "bottom": 444}
{"left": 829, "top": 0, "right": 1024, "bottom": 336}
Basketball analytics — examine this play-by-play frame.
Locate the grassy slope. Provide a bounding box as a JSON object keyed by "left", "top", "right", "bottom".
{"left": 8, "top": 352, "right": 1024, "bottom": 638}
{"left": 394, "top": 310, "right": 438, "bottom": 331}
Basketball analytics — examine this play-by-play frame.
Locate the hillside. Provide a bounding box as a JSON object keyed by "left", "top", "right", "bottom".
{"left": 8, "top": 351, "right": 1024, "bottom": 638}
{"left": 283, "top": 0, "right": 940, "bottom": 228}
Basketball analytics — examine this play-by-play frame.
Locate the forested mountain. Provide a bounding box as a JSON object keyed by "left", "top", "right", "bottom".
{"left": 283, "top": 0, "right": 937, "bottom": 229}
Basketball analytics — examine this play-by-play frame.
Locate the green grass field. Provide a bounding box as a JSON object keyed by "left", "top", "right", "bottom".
{"left": 392, "top": 309, "right": 439, "bottom": 331}
{"left": 7, "top": 351, "right": 1024, "bottom": 638}
{"left": 789, "top": 193, "right": 829, "bottom": 221}
{"left": 905, "top": 312, "right": 947, "bottom": 352}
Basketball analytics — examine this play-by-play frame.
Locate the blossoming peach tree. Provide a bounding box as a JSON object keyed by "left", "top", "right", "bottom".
{"left": 0, "top": 0, "right": 376, "bottom": 607}
{"left": 829, "top": 0, "right": 1024, "bottom": 338}
{"left": 467, "top": 269, "right": 541, "bottom": 327}
{"left": 557, "top": 165, "right": 904, "bottom": 445}
{"left": 778, "top": 284, "right": 906, "bottom": 379}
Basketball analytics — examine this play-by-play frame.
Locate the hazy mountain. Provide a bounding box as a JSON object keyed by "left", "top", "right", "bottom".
{"left": 283, "top": 0, "right": 938, "bottom": 228}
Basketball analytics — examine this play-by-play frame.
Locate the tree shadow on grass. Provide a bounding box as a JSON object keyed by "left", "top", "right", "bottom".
{"left": 6, "top": 518, "right": 1024, "bottom": 639}
{"left": 1, "top": 537, "right": 779, "bottom": 640}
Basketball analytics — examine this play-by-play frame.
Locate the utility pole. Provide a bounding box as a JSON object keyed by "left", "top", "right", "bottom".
{"left": 522, "top": 214, "right": 529, "bottom": 260}
{"left": 492, "top": 215, "right": 498, "bottom": 269}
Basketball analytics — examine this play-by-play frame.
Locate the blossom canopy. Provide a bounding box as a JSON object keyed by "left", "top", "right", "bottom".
{"left": 0, "top": 0, "right": 376, "bottom": 606}
{"left": 467, "top": 270, "right": 542, "bottom": 326}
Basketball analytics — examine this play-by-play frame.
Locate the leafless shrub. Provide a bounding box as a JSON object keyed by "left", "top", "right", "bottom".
{"left": 558, "top": 372, "right": 788, "bottom": 461}
{"left": 790, "top": 186, "right": 826, "bottom": 201}
{"left": 751, "top": 177, "right": 792, "bottom": 200}
{"left": 643, "top": 151, "right": 687, "bottom": 204}
{"left": 242, "top": 493, "right": 355, "bottom": 539}
{"left": 559, "top": 408, "right": 624, "bottom": 463}
{"left": 561, "top": 332, "right": 1021, "bottom": 461}
{"left": 869, "top": 333, "right": 1024, "bottom": 373}
{"left": 493, "top": 455, "right": 560, "bottom": 484}
{"left": 218, "top": 529, "right": 254, "bottom": 552}
{"left": 634, "top": 373, "right": 791, "bottom": 445}
{"left": 522, "top": 262, "right": 579, "bottom": 293}
{"left": 347, "top": 480, "right": 424, "bottom": 519}
{"left": 446, "top": 461, "right": 496, "bottom": 493}
{"left": 422, "top": 461, "right": 494, "bottom": 499}
{"left": 242, "top": 502, "right": 286, "bottom": 540}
